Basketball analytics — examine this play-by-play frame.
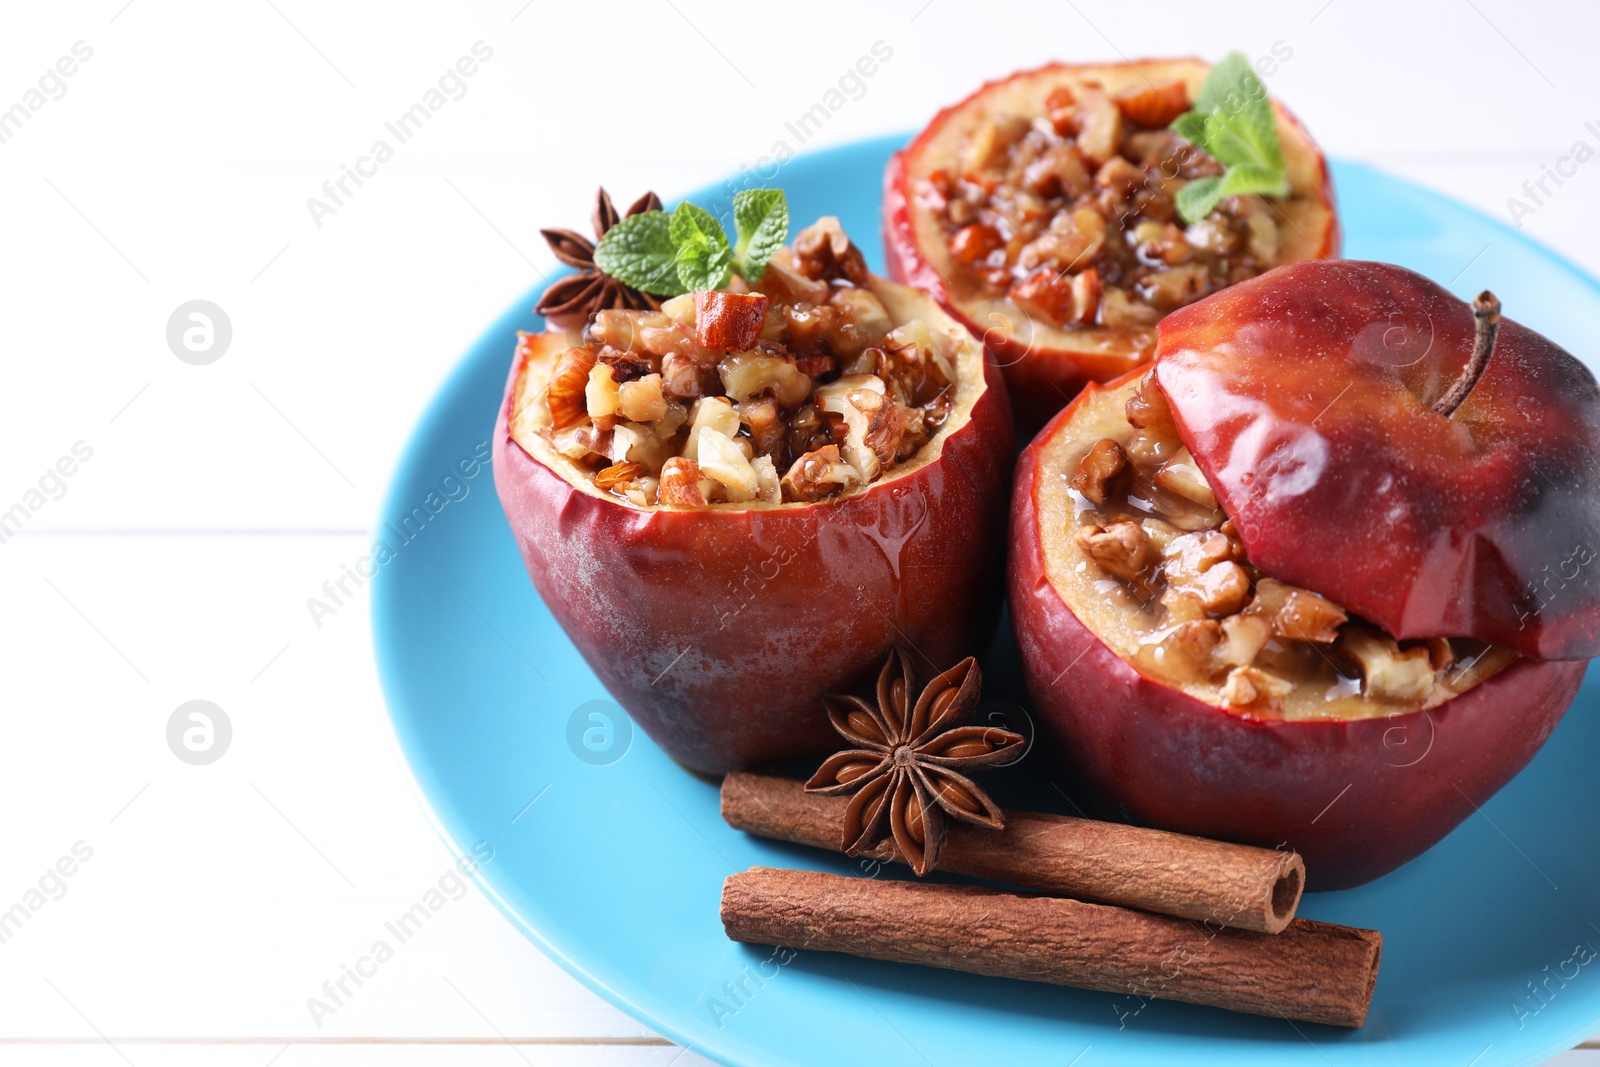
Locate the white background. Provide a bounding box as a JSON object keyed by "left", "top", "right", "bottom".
{"left": 2, "top": 1, "right": 1598, "bottom": 1064}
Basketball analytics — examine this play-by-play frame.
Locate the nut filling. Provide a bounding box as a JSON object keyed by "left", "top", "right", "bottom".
{"left": 1056, "top": 370, "right": 1518, "bottom": 720}
{"left": 919, "top": 81, "right": 1305, "bottom": 331}
{"left": 515, "top": 219, "right": 965, "bottom": 508}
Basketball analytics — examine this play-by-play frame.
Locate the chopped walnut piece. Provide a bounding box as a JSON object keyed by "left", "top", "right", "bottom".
{"left": 1215, "top": 614, "right": 1272, "bottom": 670}
{"left": 1153, "top": 447, "right": 1217, "bottom": 509}
{"left": 755, "top": 257, "right": 832, "bottom": 305}
{"left": 1140, "top": 263, "right": 1211, "bottom": 310}
{"left": 1162, "top": 530, "right": 1237, "bottom": 586}
{"left": 1124, "top": 371, "right": 1181, "bottom": 467}
{"left": 1160, "top": 589, "right": 1207, "bottom": 624}
{"left": 682, "top": 397, "right": 741, "bottom": 464}
{"left": 1133, "top": 220, "right": 1195, "bottom": 266}
{"left": 546, "top": 347, "right": 599, "bottom": 429}
{"left": 737, "top": 397, "right": 787, "bottom": 462}
{"left": 1150, "top": 619, "right": 1222, "bottom": 680}
{"left": 586, "top": 363, "right": 620, "bottom": 420}
{"left": 1186, "top": 560, "right": 1251, "bottom": 616}
{"left": 791, "top": 217, "right": 869, "bottom": 285}
{"left": 1019, "top": 207, "right": 1108, "bottom": 275}
{"left": 1113, "top": 80, "right": 1192, "bottom": 129}
{"left": 1023, "top": 144, "right": 1094, "bottom": 199}
{"left": 657, "top": 457, "right": 707, "bottom": 508}
{"left": 695, "top": 290, "right": 769, "bottom": 352}
{"left": 782, "top": 445, "right": 857, "bottom": 502}
{"left": 1125, "top": 368, "right": 1176, "bottom": 435}
{"left": 718, "top": 349, "right": 812, "bottom": 408}
{"left": 1070, "top": 438, "right": 1132, "bottom": 505}
{"left": 660, "top": 352, "right": 718, "bottom": 400}
{"left": 596, "top": 351, "right": 653, "bottom": 382}
{"left": 850, "top": 388, "right": 907, "bottom": 469}
{"left": 696, "top": 426, "right": 760, "bottom": 501}
{"left": 816, "top": 374, "right": 890, "bottom": 482}
{"left": 786, "top": 402, "right": 831, "bottom": 457}
{"left": 1337, "top": 628, "right": 1436, "bottom": 702}
{"left": 1073, "top": 87, "right": 1124, "bottom": 166}
{"left": 588, "top": 310, "right": 642, "bottom": 351}
{"left": 1076, "top": 521, "right": 1158, "bottom": 597}
{"left": 617, "top": 374, "right": 668, "bottom": 423}
{"left": 607, "top": 421, "right": 667, "bottom": 472}
{"left": 1220, "top": 665, "right": 1294, "bottom": 711}
{"left": 1101, "top": 286, "right": 1162, "bottom": 328}
{"left": 1247, "top": 579, "right": 1348, "bottom": 643}
{"left": 1094, "top": 155, "right": 1144, "bottom": 196}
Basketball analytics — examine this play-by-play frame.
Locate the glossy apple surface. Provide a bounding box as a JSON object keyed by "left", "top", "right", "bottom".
{"left": 884, "top": 58, "right": 1340, "bottom": 438}
{"left": 1156, "top": 261, "right": 1600, "bottom": 661}
{"left": 1010, "top": 375, "right": 1584, "bottom": 889}
{"left": 494, "top": 281, "right": 1014, "bottom": 775}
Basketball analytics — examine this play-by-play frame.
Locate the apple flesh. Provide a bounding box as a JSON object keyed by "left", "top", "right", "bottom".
{"left": 494, "top": 279, "right": 1013, "bottom": 775}
{"left": 1156, "top": 261, "right": 1600, "bottom": 661}
{"left": 884, "top": 58, "right": 1339, "bottom": 438}
{"left": 1010, "top": 371, "right": 1584, "bottom": 889}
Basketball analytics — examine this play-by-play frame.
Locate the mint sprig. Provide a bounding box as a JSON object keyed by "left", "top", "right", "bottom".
{"left": 1169, "top": 53, "right": 1290, "bottom": 224}
{"left": 591, "top": 211, "right": 686, "bottom": 297}
{"left": 732, "top": 189, "right": 789, "bottom": 281}
{"left": 670, "top": 201, "right": 734, "bottom": 291}
{"left": 592, "top": 188, "right": 789, "bottom": 295}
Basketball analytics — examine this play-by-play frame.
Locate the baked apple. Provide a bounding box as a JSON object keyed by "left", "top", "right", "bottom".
{"left": 885, "top": 56, "right": 1339, "bottom": 436}
{"left": 495, "top": 219, "right": 1013, "bottom": 774}
{"left": 1010, "top": 260, "right": 1597, "bottom": 889}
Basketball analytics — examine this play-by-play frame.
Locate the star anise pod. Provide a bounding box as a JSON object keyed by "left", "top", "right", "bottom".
{"left": 805, "top": 650, "right": 1026, "bottom": 876}
{"left": 535, "top": 188, "right": 664, "bottom": 329}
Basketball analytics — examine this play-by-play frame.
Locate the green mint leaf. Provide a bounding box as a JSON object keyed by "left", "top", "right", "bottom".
{"left": 670, "top": 201, "right": 733, "bottom": 291}
{"left": 1215, "top": 161, "right": 1290, "bottom": 199}
{"left": 1170, "top": 51, "right": 1288, "bottom": 224}
{"left": 1175, "top": 176, "right": 1226, "bottom": 224}
{"left": 1169, "top": 110, "right": 1208, "bottom": 147}
{"left": 731, "top": 189, "right": 789, "bottom": 280}
{"left": 1200, "top": 100, "right": 1284, "bottom": 173}
{"left": 1190, "top": 52, "right": 1254, "bottom": 116}
{"left": 592, "top": 210, "right": 686, "bottom": 296}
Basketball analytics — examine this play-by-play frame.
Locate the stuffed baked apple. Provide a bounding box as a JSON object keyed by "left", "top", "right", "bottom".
{"left": 496, "top": 191, "right": 1012, "bottom": 774}
{"left": 886, "top": 54, "right": 1338, "bottom": 435}
{"left": 1011, "top": 260, "right": 1599, "bottom": 888}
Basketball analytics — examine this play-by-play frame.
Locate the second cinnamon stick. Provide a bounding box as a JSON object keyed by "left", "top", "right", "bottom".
{"left": 722, "top": 867, "right": 1380, "bottom": 1028}
{"left": 722, "top": 772, "right": 1303, "bottom": 933}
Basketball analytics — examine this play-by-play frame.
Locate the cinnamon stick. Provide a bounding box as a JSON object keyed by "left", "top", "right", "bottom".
{"left": 722, "top": 772, "right": 1303, "bottom": 933}
{"left": 722, "top": 867, "right": 1380, "bottom": 1028}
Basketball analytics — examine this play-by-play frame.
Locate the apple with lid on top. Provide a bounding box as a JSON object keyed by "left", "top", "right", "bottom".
{"left": 1010, "top": 260, "right": 1599, "bottom": 888}
{"left": 884, "top": 55, "right": 1339, "bottom": 437}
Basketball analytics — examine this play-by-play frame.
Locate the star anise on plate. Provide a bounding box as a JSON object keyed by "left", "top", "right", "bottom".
{"left": 804, "top": 650, "right": 1026, "bottom": 875}
{"left": 535, "top": 188, "right": 664, "bottom": 328}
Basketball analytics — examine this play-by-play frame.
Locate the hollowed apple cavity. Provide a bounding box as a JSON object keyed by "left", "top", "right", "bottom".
{"left": 885, "top": 58, "right": 1339, "bottom": 434}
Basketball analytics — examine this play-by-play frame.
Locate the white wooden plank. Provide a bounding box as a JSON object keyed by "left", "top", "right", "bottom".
{"left": 0, "top": 1043, "right": 713, "bottom": 1067}
{"left": 0, "top": 535, "right": 650, "bottom": 1041}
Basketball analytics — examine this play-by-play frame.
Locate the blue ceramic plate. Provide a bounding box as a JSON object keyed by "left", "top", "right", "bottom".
{"left": 373, "top": 137, "right": 1600, "bottom": 1067}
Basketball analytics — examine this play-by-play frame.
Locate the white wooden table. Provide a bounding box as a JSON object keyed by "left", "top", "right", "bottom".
{"left": 3, "top": 1, "right": 1597, "bottom": 1062}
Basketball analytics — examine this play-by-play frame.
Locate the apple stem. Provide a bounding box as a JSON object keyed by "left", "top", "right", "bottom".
{"left": 1433, "top": 291, "right": 1502, "bottom": 418}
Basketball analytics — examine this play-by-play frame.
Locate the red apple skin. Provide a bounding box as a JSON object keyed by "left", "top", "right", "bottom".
{"left": 883, "top": 59, "right": 1340, "bottom": 440}
{"left": 1156, "top": 261, "right": 1600, "bottom": 662}
{"left": 494, "top": 330, "right": 1015, "bottom": 775}
{"left": 1010, "top": 378, "right": 1584, "bottom": 890}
